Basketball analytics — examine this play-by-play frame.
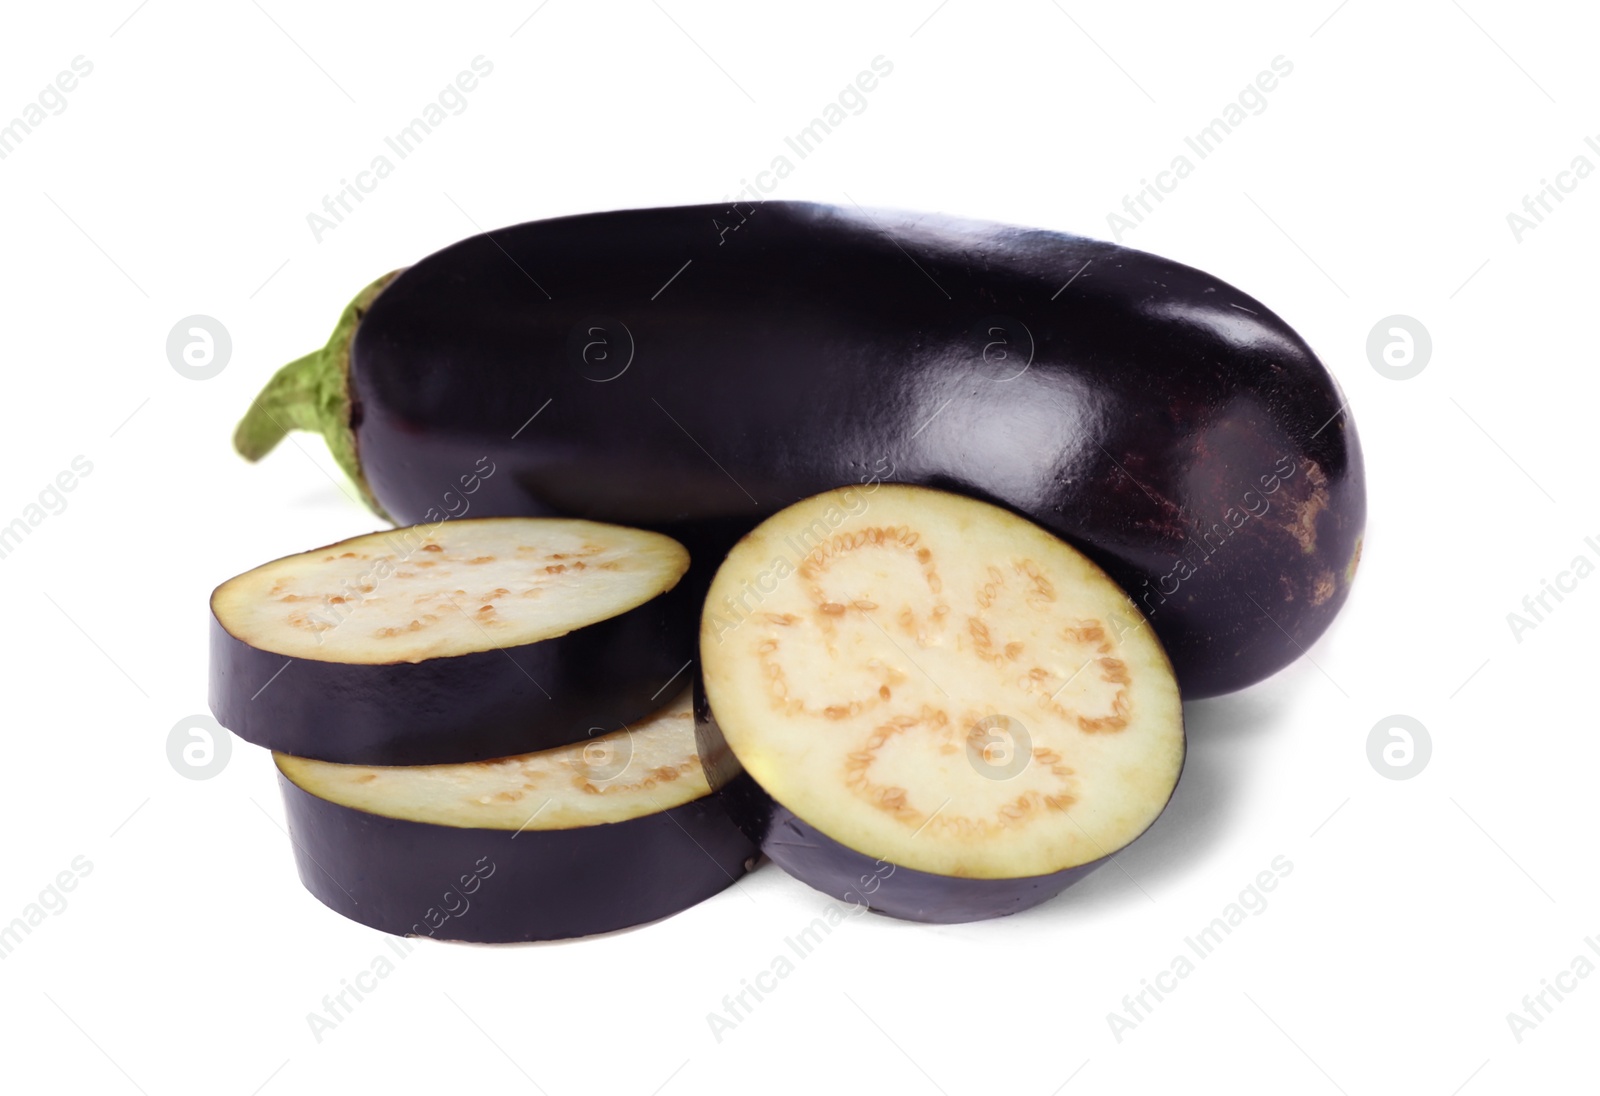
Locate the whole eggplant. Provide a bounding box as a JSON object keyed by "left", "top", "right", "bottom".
{"left": 237, "top": 202, "right": 1363, "bottom": 698}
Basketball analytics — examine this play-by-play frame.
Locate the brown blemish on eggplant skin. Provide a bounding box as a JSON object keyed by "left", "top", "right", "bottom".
{"left": 1311, "top": 571, "right": 1335, "bottom": 607}
{"left": 1283, "top": 460, "right": 1330, "bottom": 555}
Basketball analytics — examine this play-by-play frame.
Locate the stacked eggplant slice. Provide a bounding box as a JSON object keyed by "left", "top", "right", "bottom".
{"left": 275, "top": 688, "right": 756, "bottom": 943}
{"left": 210, "top": 517, "right": 699, "bottom": 765}
{"left": 210, "top": 517, "right": 758, "bottom": 941}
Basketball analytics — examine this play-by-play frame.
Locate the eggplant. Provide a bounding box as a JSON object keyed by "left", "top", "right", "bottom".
{"left": 696, "top": 485, "right": 1184, "bottom": 922}
{"left": 236, "top": 201, "right": 1363, "bottom": 698}
{"left": 273, "top": 687, "right": 757, "bottom": 941}
{"left": 210, "top": 516, "right": 694, "bottom": 765}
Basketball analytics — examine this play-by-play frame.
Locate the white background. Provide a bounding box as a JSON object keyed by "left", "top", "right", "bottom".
{"left": 0, "top": 1, "right": 1593, "bottom": 1093}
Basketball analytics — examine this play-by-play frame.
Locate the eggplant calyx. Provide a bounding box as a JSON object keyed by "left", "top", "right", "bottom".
{"left": 232, "top": 271, "right": 402, "bottom": 519}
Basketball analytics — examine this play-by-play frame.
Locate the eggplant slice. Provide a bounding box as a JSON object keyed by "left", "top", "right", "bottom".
{"left": 211, "top": 517, "right": 694, "bottom": 764}
{"left": 699, "top": 485, "right": 1184, "bottom": 922}
{"left": 275, "top": 688, "right": 757, "bottom": 942}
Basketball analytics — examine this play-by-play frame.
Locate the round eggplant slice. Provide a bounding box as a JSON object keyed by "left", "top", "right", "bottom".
{"left": 699, "top": 485, "right": 1184, "bottom": 922}
{"left": 211, "top": 517, "right": 693, "bottom": 764}
{"left": 274, "top": 688, "right": 757, "bottom": 942}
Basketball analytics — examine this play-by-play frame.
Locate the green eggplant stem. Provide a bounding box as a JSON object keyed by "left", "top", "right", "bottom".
{"left": 233, "top": 271, "right": 402, "bottom": 520}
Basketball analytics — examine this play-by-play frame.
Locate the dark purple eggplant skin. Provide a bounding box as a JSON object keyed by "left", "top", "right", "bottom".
{"left": 349, "top": 202, "right": 1364, "bottom": 698}
{"left": 692, "top": 678, "right": 1179, "bottom": 923}
{"left": 762, "top": 803, "right": 1104, "bottom": 924}
{"left": 209, "top": 575, "right": 697, "bottom": 766}
{"left": 276, "top": 766, "right": 759, "bottom": 942}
